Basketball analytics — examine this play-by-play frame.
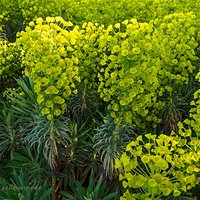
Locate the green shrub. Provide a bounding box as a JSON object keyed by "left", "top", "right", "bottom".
{"left": 16, "top": 17, "right": 80, "bottom": 119}
{"left": 115, "top": 128, "right": 200, "bottom": 199}
{"left": 97, "top": 12, "right": 199, "bottom": 130}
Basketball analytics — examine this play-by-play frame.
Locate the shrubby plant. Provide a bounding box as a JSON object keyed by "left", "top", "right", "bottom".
{"left": 97, "top": 12, "right": 199, "bottom": 131}
{"left": 16, "top": 17, "right": 80, "bottom": 120}
{"left": 115, "top": 127, "right": 200, "bottom": 199}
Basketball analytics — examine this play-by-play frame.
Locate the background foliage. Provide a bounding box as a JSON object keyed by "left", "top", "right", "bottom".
{"left": 0, "top": 0, "right": 200, "bottom": 200}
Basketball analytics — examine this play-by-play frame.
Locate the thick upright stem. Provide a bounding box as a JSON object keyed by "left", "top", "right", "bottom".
{"left": 51, "top": 174, "right": 57, "bottom": 200}
{"left": 49, "top": 119, "right": 57, "bottom": 200}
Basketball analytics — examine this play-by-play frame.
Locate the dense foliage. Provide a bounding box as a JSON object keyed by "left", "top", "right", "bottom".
{"left": 0, "top": 0, "right": 199, "bottom": 200}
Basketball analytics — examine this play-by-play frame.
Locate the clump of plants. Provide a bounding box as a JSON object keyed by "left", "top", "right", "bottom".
{"left": 0, "top": 0, "right": 200, "bottom": 200}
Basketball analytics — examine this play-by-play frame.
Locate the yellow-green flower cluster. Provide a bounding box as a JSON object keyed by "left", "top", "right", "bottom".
{"left": 16, "top": 17, "right": 80, "bottom": 120}
{"left": 156, "top": 12, "right": 198, "bottom": 85}
{"left": 97, "top": 18, "right": 161, "bottom": 127}
{"left": 115, "top": 128, "right": 200, "bottom": 199}
{"left": 97, "top": 12, "right": 198, "bottom": 129}
{"left": 72, "top": 22, "right": 105, "bottom": 91}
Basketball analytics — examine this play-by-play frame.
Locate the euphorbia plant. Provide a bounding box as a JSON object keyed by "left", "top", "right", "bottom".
{"left": 16, "top": 17, "right": 80, "bottom": 120}
{"left": 115, "top": 124, "right": 200, "bottom": 199}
